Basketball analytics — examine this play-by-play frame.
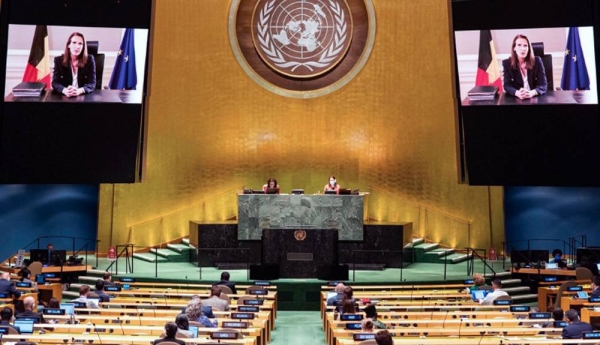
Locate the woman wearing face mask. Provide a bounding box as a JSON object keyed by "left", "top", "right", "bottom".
{"left": 52, "top": 32, "right": 96, "bottom": 97}
{"left": 324, "top": 176, "right": 341, "bottom": 194}
{"left": 502, "top": 34, "right": 547, "bottom": 100}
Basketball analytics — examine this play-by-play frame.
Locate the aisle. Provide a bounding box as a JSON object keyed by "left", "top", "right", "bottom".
{"left": 270, "top": 311, "right": 325, "bottom": 345}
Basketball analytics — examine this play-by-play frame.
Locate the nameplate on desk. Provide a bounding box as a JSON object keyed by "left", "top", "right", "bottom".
{"left": 345, "top": 323, "right": 362, "bottom": 330}
{"left": 253, "top": 281, "right": 270, "bottom": 286}
{"left": 353, "top": 334, "right": 375, "bottom": 341}
{"left": 0, "top": 328, "right": 8, "bottom": 334}
{"left": 464, "top": 279, "right": 474, "bottom": 284}
{"left": 287, "top": 253, "right": 313, "bottom": 261}
{"left": 211, "top": 331, "right": 238, "bottom": 339}
{"left": 43, "top": 308, "right": 65, "bottom": 315}
{"left": 583, "top": 331, "right": 600, "bottom": 339}
{"left": 529, "top": 312, "right": 551, "bottom": 319}
{"left": 231, "top": 312, "right": 255, "bottom": 319}
{"left": 119, "top": 277, "right": 135, "bottom": 282}
{"left": 493, "top": 299, "right": 512, "bottom": 305}
{"left": 43, "top": 273, "right": 56, "bottom": 278}
{"left": 590, "top": 297, "right": 600, "bottom": 303}
{"left": 554, "top": 321, "right": 568, "bottom": 328}
{"left": 328, "top": 281, "right": 346, "bottom": 286}
{"left": 567, "top": 286, "right": 583, "bottom": 291}
{"left": 248, "top": 289, "right": 268, "bottom": 295}
{"left": 105, "top": 286, "right": 122, "bottom": 292}
{"left": 238, "top": 306, "right": 259, "bottom": 312}
{"left": 0, "top": 293, "right": 8, "bottom": 298}
{"left": 243, "top": 299, "right": 264, "bottom": 306}
{"left": 340, "top": 314, "right": 363, "bottom": 321}
{"left": 221, "top": 321, "right": 248, "bottom": 329}
{"left": 544, "top": 277, "right": 557, "bottom": 282}
{"left": 73, "top": 302, "right": 87, "bottom": 309}
{"left": 510, "top": 305, "right": 530, "bottom": 312}
{"left": 16, "top": 282, "right": 32, "bottom": 288}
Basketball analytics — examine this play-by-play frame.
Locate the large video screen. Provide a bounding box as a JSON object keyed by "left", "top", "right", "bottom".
{"left": 452, "top": 0, "right": 600, "bottom": 186}
{"left": 0, "top": 0, "right": 152, "bottom": 183}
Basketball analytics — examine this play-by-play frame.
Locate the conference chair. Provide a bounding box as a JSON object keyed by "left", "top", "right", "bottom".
{"left": 553, "top": 280, "right": 577, "bottom": 310}
{"left": 86, "top": 41, "right": 105, "bottom": 90}
{"left": 0, "top": 326, "right": 19, "bottom": 334}
{"left": 493, "top": 295, "right": 513, "bottom": 303}
{"left": 478, "top": 285, "right": 494, "bottom": 291}
{"left": 359, "top": 340, "right": 377, "bottom": 345}
{"left": 153, "top": 342, "right": 181, "bottom": 345}
{"left": 218, "top": 292, "right": 230, "bottom": 304}
{"left": 244, "top": 285, "right": 267, "bottom": 294}
{"left": 236, "top": 296, "right": 252, "bottom": 306}
{"left": 576, "top": 267, "right": 594, "bottom": 281}
{"left": 217, "top": 285, "right": 233, "bottom": 295}
{"left": 27, "top": 261, "right": 42, "bottom": 278}
{"left": 532, "top": 42, "right": 554, "bottom": 91}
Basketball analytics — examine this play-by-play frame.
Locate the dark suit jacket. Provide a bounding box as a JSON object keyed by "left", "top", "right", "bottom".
{"left": 562, "top": 321, "right": 593, "bottom": 339}
{"left": 0, "top": 279, "right": 22, "bottom": 297}
{"left": 214, "top": 280, "right": 237, "bottom": 294}
{"left": 51, "top": 55, "right": 96, "bottom": 94}
{"left": 591, "top": 288, "right": 600, "bottom": 298}
{"left": 502, "top": 56, "right": 548, "bottom": 96}
{"left": 16, "top": 310, "right": 44, "bottom": 324}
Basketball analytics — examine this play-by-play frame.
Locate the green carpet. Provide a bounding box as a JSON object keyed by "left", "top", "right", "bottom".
{"left": 269, "top": 311, "right": 324, "bottom": 345}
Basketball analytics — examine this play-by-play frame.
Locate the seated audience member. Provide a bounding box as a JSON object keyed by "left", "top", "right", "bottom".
{"left": 184, "top": 298, "right": 216, "bottom": 328}
{"left": 213, "top": 271, "right": 236, "bottom": 294}
{"left": 45, "top": 297, "right": 62, "bottom": 324}
{"left": 591, "top": 276, "right": 600, "bottom": 298}
{"left": 375, "top": 329, "right": 394, "bottom": 345}
{"left": 103, "top": 272, "right": 117, "bottom": 287}
{"left": 174, "top": 314, "right": 193, "bottom": 338}
{"left": 154, "top": 322, "right": 185, "bottom": 345}
{"left": 72, "top": 284, "right": 100, "bottom": 309}
{"left": 17, "top": 296, "right": 44, "bottom": 323}
{"left": 543, "top": 308, "right": 564, "bottom": 328}
{"left": 95, "top": 279, "right": 111, "bottom": 302}
{"left": 361, "top": 318, "right": 374, "bottom": 332}
{"left": 181, "top": 295, "right": 215, "bottom": 318}
{"left": 203, "top": 285, "right": 229, "bottom": 311}
{"left": 0, "top": 307, "right": 20, "bottom": 333}
{"left": 563, "top": 309, "right": 593, "bottom": 339}
{"left": 552, "top": 249, "right": 567, "bottom": 268}
{"left": 18, "top": 268, "right": 33, "bottom": 284}
{"left": 327, "top": 283, "right": 345, "bottom": 306}
{"left": 479, "top": 279, "right": 509, "bottom": 305}
{"left": 467, "top": 273, "right": 486, "bottom": 292}
{"left": 0, "top": 272, "right": 22, "bottom": 298}
{"left": 341, "top": 299, "right": 358, "bottom": 314}
{"left": 364, "top": 304, "right": 387, "bottom": 329}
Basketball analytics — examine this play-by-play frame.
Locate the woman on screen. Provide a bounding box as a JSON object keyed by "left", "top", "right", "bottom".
{"left": 502, "top": 34, "right": 547, "bottom": 99}
{"left": 52, "top": 32, "right": 96, "bottom": 97}
{"left": 262, "top": 178, "right": 280, "bottom": 194}
{"left": 324, "top": 175, "right": 341, "bottom": 194}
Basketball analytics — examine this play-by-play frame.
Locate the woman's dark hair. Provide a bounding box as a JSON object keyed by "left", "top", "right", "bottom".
{"left": 552, "top": 249, "right": 563, "bottom": 257}
{"left": 266, "top": 178, "right": 278, "bottom": 187}
{"left": 509, "top": 34, "right": 535, "bottom": 69}
{"left": 341, "top": 299, "right": 357, "bottom": 314}
{"left": 175, "top": 313, "right": 189, "bottom": 330}
{"left": 164, "top": 322, "right": 178, "bottom": 338}
{"left": 48, "top": 297, "right": 60, "bottom": 309}
{"left": 18, "top": 268, "right": 31, "bottom": 281}
{"left": 61, "top": 32, "right": 89, "bottom": 67}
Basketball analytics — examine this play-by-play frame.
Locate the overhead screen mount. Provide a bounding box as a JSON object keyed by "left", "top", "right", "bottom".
{"left": 451, "top": 0, "right": 600, "bottom": 186}
{"left": 0, "top": 0, "right": 153, "bottom": 183}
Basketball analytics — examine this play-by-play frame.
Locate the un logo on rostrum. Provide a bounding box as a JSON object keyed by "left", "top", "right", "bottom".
{"left": 252, "top": 0, "right": 353, "bottom": 78}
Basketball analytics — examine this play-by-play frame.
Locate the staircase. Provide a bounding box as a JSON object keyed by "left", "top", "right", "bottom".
{"left": 484, "top": 272, "right": 538, "bottom": 304}
{"left": 132, "top": 238, "right": 192, "bottom": 263}
{"left": 409, "top": 238, "right": 472, "bottom": 264}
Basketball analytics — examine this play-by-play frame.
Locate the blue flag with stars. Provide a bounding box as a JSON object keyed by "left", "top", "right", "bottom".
{"left": 560, "top": 27, "right": 590, "bottom": 90}
{"left": 109, "top": 28, "right": 137, "bottom": 90}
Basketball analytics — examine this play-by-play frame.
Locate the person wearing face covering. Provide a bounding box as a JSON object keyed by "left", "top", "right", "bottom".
{"left": 324, "top": 176, "right": 341, "bottom": 194}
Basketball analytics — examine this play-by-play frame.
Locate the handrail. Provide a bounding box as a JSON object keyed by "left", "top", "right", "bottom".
{"left": 506, "top": 238, "right": 573, "bottom": 263}
{"left": 465, "top": 247, "right": 496, "bottom": 279}
{"left": 4, "top": 235, "right": 99, "bottom": 266}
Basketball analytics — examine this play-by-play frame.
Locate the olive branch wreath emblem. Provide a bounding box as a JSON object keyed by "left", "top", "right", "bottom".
{"left": 256, "top": 0, "right": 348, "bottom": 72}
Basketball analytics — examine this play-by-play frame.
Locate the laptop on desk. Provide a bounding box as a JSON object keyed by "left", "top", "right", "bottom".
{"left": 546, "top": 262, "right": 558, "bottom": 269}
{"left": 471, "top": 290, "right": 487, "bottom": 302}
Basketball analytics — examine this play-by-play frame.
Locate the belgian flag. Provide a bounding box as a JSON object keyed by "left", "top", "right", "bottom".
{"left": 22, "top": 25, "right": 51, "bottom": 89}
{"left": 475, "top": 30, "right": 503, "bottom": 91}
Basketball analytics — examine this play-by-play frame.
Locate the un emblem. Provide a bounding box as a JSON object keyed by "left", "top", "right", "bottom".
{"left": 294, "top": 229, "right": 307, "bottom": 241}
{"left": 229, "top": 0, "right": 376, "bottom": 98}
{"left": 252, "top": 0, "right": 353, "bottom": 78}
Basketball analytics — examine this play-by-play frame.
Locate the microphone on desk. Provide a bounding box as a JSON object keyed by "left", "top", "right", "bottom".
{"left": 92, "top": 323, "right": 103, "bottom": 345}
{"left": 476, "top": 330, "right": 486, "bottom": 345}
{"left": 420, "top": 296, "right": 425, "bottom": 313}
{"left": 441, "top": 309, "right": 450, "bottom": 328}
{"left": 429, "top": 302, "right": 437, "bottom": 320}
{"left": 458, "top": 317, "right": 464, "bottom": 338}
{"left": 116, "top": 317, "right": 125, "bottom": 335}
{"left": 134, "top": 306, "right": 142, "bottom": 326}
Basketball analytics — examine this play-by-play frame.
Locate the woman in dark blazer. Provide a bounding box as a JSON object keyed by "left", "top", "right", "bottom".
{"left": 502, "top": 34, "right": 547, "bottom": 99}
{"left": 52, "top": 32, "right": 96, "bottom": 97}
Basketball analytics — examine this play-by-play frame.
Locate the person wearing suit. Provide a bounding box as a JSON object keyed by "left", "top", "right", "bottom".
{"left": 563, "top": 309, "right": 593, "bottom": 339}
{"left": 0, "top": 272, "right": 21, "bottom": 298}
{"left": 51, "top": 32, "right": 96, "bottom": 97}
{"left": 0, "top": 307, "right": 20, "bottom": 333}
{"left": 213, "top": 272, "right": 237, "bottom": 294}
{"left": 202, "top": 286, "right": 229, "bottom": 311}
{"left": 502, "top": 34, "right": 547, "bottom": 100}
{"left": 591, "top": 276, "right": 600, "bottom": 298}
{"left": 16, "top": 296, "right": 44, "bottom": 323}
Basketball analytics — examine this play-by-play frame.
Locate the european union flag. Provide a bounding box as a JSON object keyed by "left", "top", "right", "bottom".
{"left": 560, "top": 27, "right": 590, "bottom": 90}
{"left": 109, "top": 28, "right": 137, "bottom": 90}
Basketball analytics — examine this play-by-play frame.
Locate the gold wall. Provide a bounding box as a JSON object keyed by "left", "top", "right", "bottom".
{"left": 97, "top": 0, "right": 505, "bottom": 253}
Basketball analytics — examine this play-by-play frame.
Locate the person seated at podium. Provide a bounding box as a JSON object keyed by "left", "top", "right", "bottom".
{"left": 52, "top": 32, "right": 96, "bottom": 97}
{"left": 262, "top": 178, "right": 280, "bottom": 194}
{"left": 324, "top": 176, "right": 341, "bottom": 194}
{"left": 502, "top": 34, "right": 547, "bottom": 100}
{"left": 0, "top": 272, "right": 21, "bottom": 298}
{"left": 551, "top": 249, "right": 567, "bottom": 268}
{"left": 154, "top": 322, "right": 185, "bottom": 345}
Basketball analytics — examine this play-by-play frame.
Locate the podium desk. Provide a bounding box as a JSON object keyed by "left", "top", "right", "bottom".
{"left": 5, "top": 89, "right": 142, "bottom": 103}
{"left": 462, "top": 90, "right": 598, "bottom": 106}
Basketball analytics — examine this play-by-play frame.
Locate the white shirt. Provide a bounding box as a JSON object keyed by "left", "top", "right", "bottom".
{"left": 480, "top": 289, "right": 509, "bottom": 305}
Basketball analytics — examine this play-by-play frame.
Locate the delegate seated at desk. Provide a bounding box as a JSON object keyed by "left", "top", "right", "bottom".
{"left": 262, "top": 178, "right": 280, "bottom": 194}
{"left": 51, "top": 32, "right": 96, "bottom": 97}
{"left": 324, "top": 176, "right": 341, "bottom": 194}
{"left": 502, "top": 34, "right": 547, "bottom": 100}
{"left": 0, "top": 272, "right": 22, "bottom": 298}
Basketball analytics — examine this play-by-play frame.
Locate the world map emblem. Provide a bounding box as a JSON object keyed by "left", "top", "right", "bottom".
{"left": 251, "top": 0, "right": 353, "bottom": 78}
